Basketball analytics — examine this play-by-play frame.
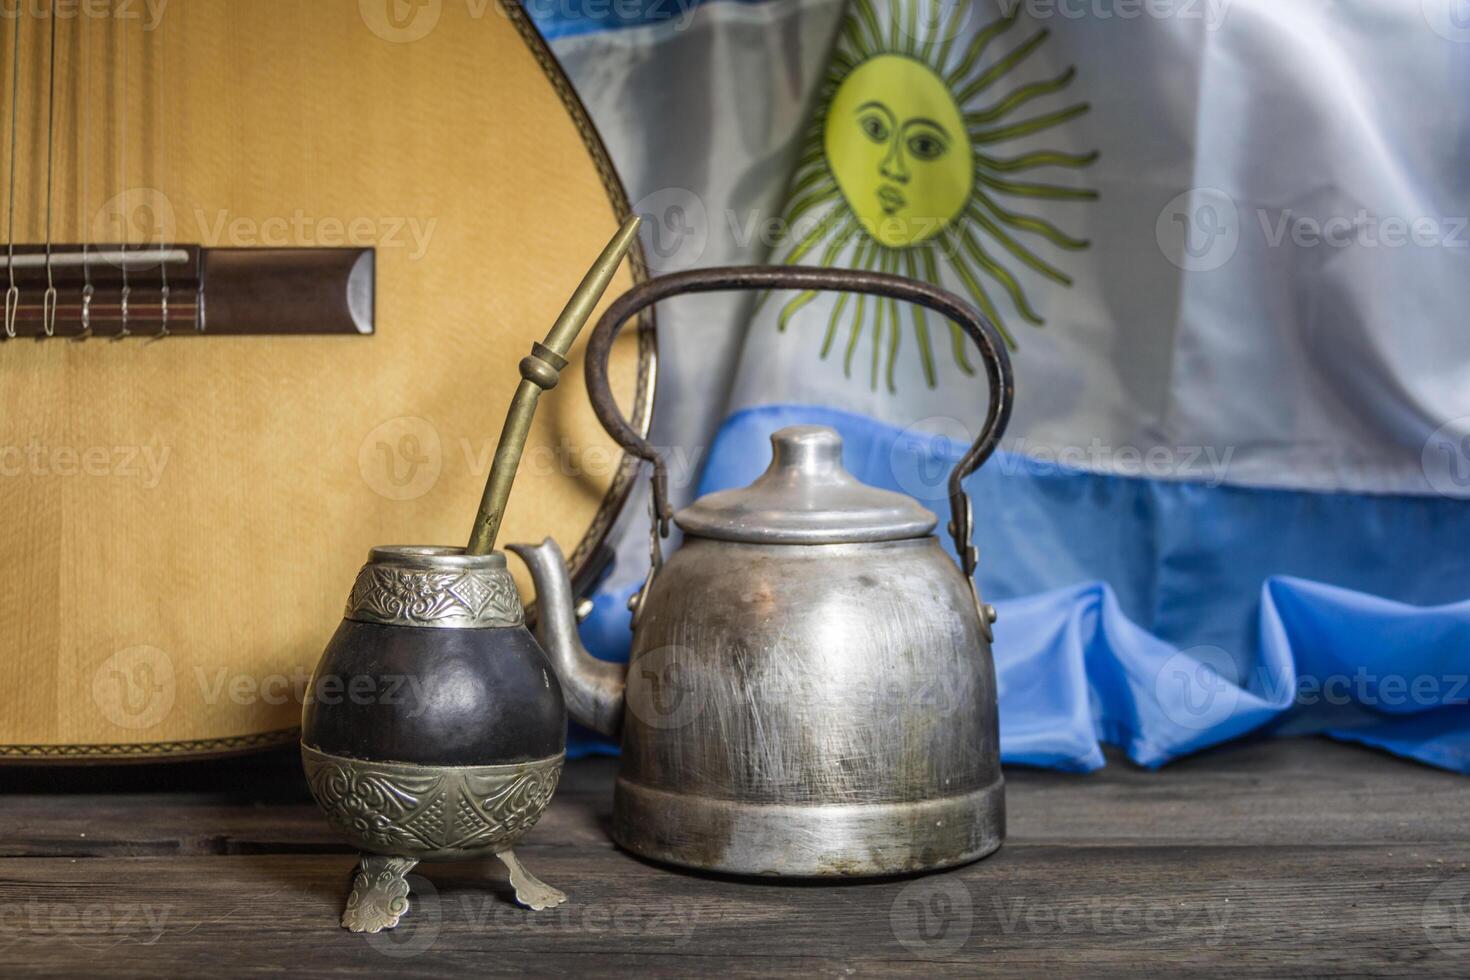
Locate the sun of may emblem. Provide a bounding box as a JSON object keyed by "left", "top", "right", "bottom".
{"left": 774, "top": 0, "right": 1098, "bottom": 390}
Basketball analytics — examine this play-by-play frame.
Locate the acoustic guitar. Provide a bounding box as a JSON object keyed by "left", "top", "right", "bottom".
{"left": 0, "top": 0, "right": 653, "bottom": 760}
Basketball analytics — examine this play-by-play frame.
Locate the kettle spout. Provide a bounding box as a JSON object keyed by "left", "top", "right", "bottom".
{"left": 508, "top": 538, "right": 626, "bottom": 738}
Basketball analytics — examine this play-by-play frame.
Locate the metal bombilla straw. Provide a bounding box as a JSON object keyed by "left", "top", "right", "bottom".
{"left": 466, "top": 214, "right": 641, "bottom": 556}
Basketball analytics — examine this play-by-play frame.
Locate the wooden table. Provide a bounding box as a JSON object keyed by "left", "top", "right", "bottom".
{"left": 3, "top": 737, "right": 1467, "bottom": 976}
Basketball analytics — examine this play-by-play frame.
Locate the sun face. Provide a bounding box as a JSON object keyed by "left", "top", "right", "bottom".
{"left": 825, "top": 55, "right": 971, "bottom": 248}
{"left": 774, "top": 1, "right": 1098, "bottom": 391}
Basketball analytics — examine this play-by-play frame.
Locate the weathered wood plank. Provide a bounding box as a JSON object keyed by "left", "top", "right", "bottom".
{"left": 1, "top": 843, "right": 1465, "bottom": 976}
{"left": 0, "top": 738, "right": 1467, "bottom": 976}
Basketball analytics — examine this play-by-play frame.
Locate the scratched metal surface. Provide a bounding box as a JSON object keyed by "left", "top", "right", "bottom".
{"left": 624, "top": 537, "right": 998, "bottom": 805}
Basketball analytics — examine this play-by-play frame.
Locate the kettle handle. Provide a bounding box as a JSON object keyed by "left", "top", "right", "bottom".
{"left": 585, "top": 265, "right": 1015, "bottom": 580}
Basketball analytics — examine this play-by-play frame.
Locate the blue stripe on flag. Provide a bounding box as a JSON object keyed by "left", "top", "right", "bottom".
{"left": 526, "top": 0, "right": 774, "bottom": 40}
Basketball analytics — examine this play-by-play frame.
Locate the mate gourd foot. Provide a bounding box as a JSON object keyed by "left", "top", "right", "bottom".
{"left": 498, "top": 849, "right": 567, "bottom": 911}
{"left": 342, "top": 855, "right": 419, "bottom": 933}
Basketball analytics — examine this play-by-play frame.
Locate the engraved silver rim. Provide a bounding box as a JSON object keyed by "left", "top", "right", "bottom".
{"left": 346, "top": 545, "right": 525, "bottom": 629}
{"left": 366, "top": 545, "right": 508, "bottom": 571}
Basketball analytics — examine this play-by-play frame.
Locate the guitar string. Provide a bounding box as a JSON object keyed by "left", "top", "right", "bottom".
{"left": 43, "top": 0, "right": 59, "bottom": 335}
{"left": 116, "top": 0, "right": 131, "bottom": 340}
{"left": 156, "top": 6, "right": 168, "bottom": 338}
{"left": 4, "top": 10, "right": 21, "bottom": 337}
{"left": 77, "top": 0, "right": 95, "bottom": 341}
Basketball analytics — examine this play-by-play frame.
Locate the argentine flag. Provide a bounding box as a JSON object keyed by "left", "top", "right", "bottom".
{"left": 533, "top": 0, "right": 1470, "bottom": 772}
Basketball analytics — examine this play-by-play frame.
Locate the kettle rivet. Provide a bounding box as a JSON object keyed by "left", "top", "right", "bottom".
{"left": 983, "top": 603, "right": 998, "bottom": 625}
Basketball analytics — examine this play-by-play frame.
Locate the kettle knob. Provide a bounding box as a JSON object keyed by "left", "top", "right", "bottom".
{"left": 770, "top": 425, "right": 846, "bottom": 479}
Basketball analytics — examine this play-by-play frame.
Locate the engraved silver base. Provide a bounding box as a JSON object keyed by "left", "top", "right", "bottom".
{"left": 301, "top": 746, "right": 569, "bottom": 931}
{"left": 301, "top": 746, "right": 563, "bottom": 861}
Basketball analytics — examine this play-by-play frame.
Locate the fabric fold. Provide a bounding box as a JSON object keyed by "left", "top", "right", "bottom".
{"left": 580, "top": 402, "right": 1470, "bottom": 773}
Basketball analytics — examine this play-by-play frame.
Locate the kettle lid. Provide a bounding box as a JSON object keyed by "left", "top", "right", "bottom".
{"left": 675, "top": 426, "right": 938, "bottom": 544}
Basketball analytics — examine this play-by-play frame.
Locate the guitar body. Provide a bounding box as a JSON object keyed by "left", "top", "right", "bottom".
{"left": 0, "top": 1, "right": 652, "bottom": 759}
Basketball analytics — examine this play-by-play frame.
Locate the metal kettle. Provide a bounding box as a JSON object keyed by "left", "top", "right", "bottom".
{"left": 512, "top": 266, "right": 1015, "bottom": 877}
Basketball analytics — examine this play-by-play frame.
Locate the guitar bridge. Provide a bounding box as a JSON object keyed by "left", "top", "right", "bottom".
{"left": 0, "top": 246, "right": 374, "bottom": 339}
